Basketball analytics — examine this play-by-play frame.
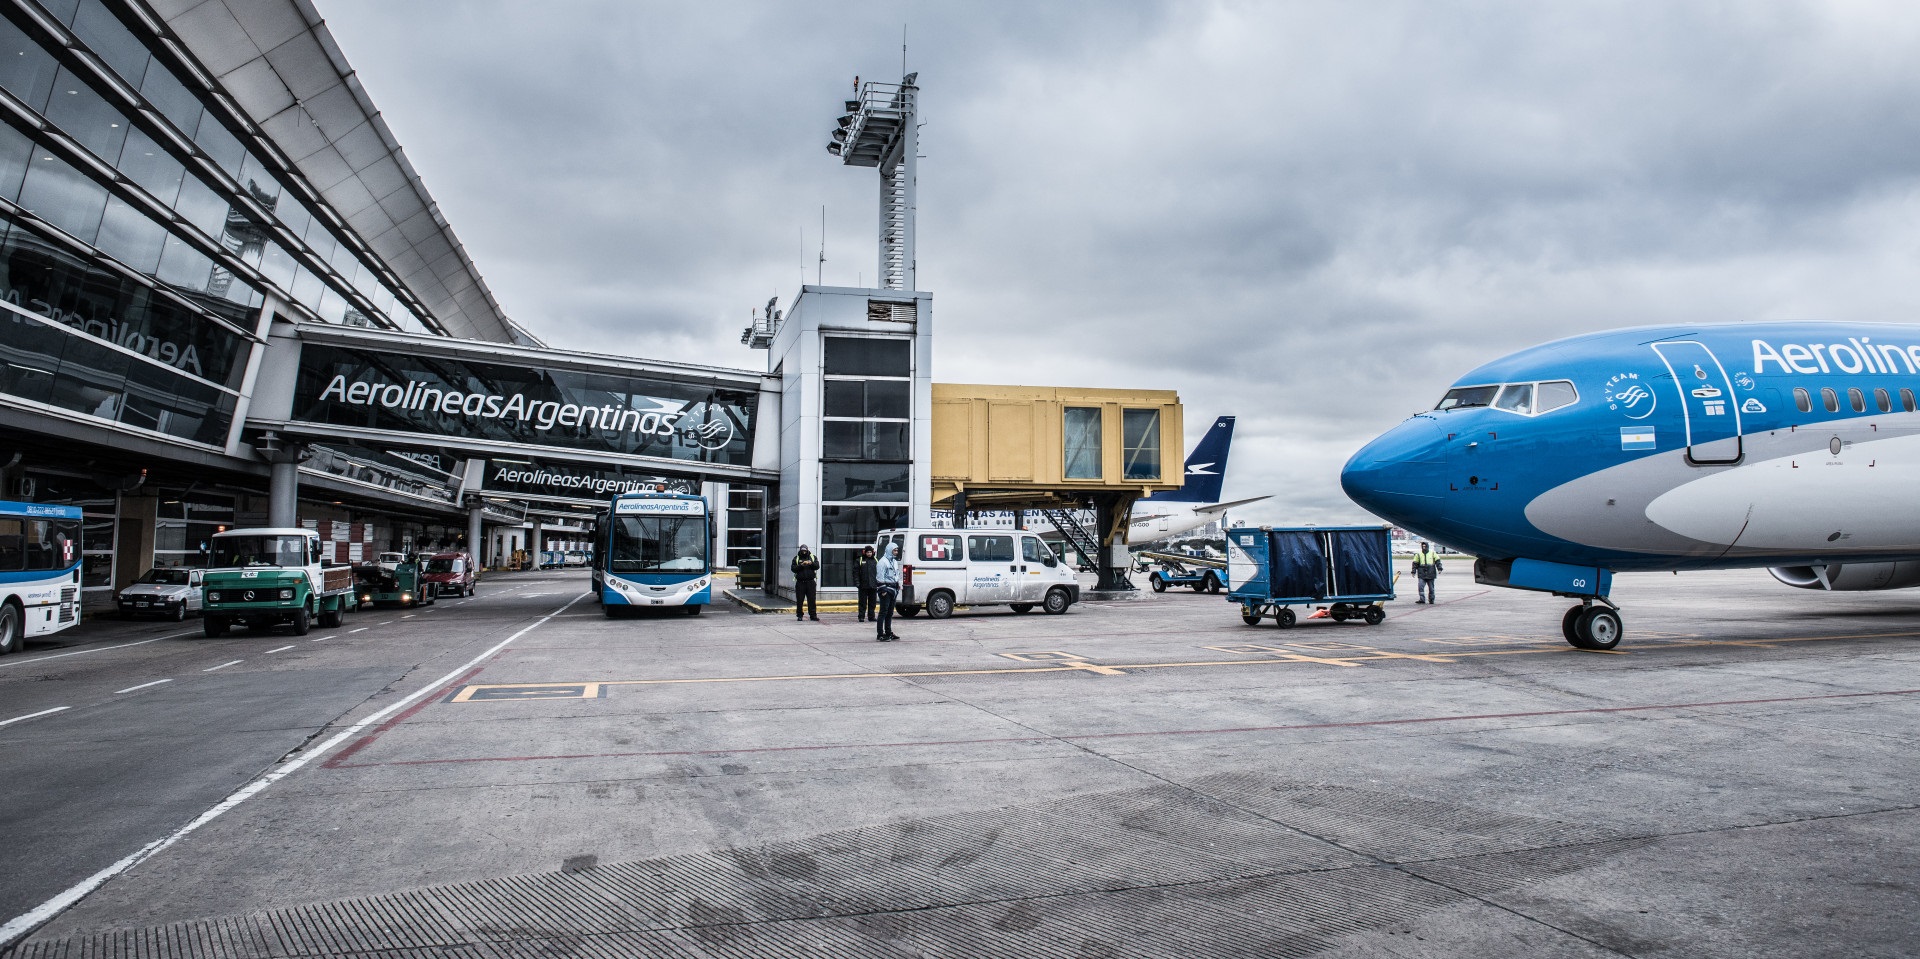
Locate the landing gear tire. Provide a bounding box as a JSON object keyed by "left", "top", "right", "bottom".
{"left": 1573, "top": 607, "right": 1622, "bottom": 650}
{"left": 1042, "top": 588, "right": 1071, "bottom": 615}
{"left": 1150, "top": 575, "right": 1166, "bottom": 593}
{"left": 1010, "top": 603, "right": 1033, "bottom": 614}
{"left": 1561, "top": 606, "right": 1585, "bottom": 647}
{"left": 927, "top": 592, "right": 955, "bottom": 619}
{"left": 1275, "top": 608, "right": 1297, "bottom": 629}
{"left": 1363, "top": 606, "right": 1385, "bottom": 626}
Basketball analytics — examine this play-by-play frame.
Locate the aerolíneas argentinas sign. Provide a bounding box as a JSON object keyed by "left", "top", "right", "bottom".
{"left": 292, "top": 344, "right": 755, "bottom": 465}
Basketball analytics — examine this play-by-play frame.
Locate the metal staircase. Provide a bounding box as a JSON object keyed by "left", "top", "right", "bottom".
{"left": 1041, "top": 508, "right": 1105, "bottom": 571}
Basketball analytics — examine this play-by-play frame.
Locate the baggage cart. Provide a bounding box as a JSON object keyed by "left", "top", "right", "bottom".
{"left": 1226, "top": 525, "right": 1395, "bottom": 628}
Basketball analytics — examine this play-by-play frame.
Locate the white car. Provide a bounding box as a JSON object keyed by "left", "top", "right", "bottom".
{"left": 875, "top": 528, "right": 1080, "bottom": 619}
{"left": 117, "top": 567, "right": 203, "bottom": 620}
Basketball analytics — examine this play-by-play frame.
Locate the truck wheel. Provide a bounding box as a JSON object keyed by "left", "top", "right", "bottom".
{"left": 203, "top": 616, "right": 228, "bottom": 638}
{"left": 0, "top": 601, "right": 20, "bottom": 654}
{"left": 927, "top": 591, "right": 955, "bottom": 619}
{"left": 1010, "top": 603, "right": 1034, "bottom": 614}
{"left": 291, "top": 605, "right": 311, "bottom": 636}
{"left": 1042, "top": 588, "right": 1071, "bottom": 615}
{"left": 1275, "top": 608, "right": 1297, "bottom": 629}
{"left": 1150, "top": 575, "right": 1166, "bottom": 593}
{"left": 320, "top": 604, "right": 343, "bottom": 628}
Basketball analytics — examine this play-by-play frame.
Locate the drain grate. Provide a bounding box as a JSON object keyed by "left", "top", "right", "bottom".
{"left": 6, "top": 773, "right": 1651, "bottom": 959}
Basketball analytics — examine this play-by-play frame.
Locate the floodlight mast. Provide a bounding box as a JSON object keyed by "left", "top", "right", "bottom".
{"left": 827, "top": 73, "right": 918, "bottom": 291}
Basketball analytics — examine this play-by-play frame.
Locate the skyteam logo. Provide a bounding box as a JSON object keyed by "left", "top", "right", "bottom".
{"left": 1604, "top": 372, "right": 1657, "bottom": 420}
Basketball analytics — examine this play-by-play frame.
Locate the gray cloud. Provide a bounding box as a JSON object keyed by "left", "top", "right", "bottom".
{"left": 323, "top": 0, "right": 1920, "bottom": 525}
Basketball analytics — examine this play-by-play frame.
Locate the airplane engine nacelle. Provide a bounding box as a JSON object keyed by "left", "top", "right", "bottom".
{"left": 1768, "top": 562, "right": 1920, "bottom": 591}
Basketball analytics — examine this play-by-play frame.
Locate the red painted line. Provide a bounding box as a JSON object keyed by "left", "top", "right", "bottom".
{"left": 327, "top": 685, "right": 1920, "bottom": 769}
{"left": 322, "top": 667, "right": 485, "bottom": 769}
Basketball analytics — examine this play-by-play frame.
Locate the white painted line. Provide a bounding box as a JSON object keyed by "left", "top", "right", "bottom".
{"left": 348, "top": 627, "right": 368, "bottom": 634}
{"left": 378, "top": 621, "right": 394, "bottom": 625}
{"left": 265, "top": 645, "right": 295, "bottom": 654}
{"left": 0, "top": 591, "right": 590, "bottom": 949}
{"left": 0, "top": 706, "right": 69, "bottom": 728}
{"left": 401, "top": 614, "right": 414, "bottom": 619}
{"left": 202, "top": 660, "right": 241, "bottom": 673}
{"left": 113, "top": 679, "right": 173, "bottom": 694}
{"left": 0, "top": 630, "right": 196, "bottom": 671}
{"left": 310, "top": 635, "right": 336, "bottom": 642}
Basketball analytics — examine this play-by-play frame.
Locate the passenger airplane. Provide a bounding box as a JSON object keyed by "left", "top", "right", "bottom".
{"left": 931, "top": 415, "right": 1270, "bottom": 542}
{"left": 1342, "top": 321, "right": 1920, "bottom": 650}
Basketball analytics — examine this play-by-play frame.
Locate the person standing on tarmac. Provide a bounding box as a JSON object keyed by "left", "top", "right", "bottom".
{"left": 854, "top": 545, "right": 879, "bottom": 623}
{"left": 874, "top": 544, "right": 903, "bottom": 641}
{"left": 1412, "top": 541, "right": 1442, "bottom": 604}
{"left": 790, "top": 545, "right": 820, "bottom": 621}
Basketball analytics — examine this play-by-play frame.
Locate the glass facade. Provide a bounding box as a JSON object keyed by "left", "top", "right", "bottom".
{"left": 1123, "top": 409, "right": 1161, "bottom": 480}
{"left": 820, "top": 334, "right": 911, "bottom": 587}
{"left": 727, "top": 486, "right": 764, "bottom": 587}
{"left": 1064, "top": 407, "right": 1101, "bottom": 479}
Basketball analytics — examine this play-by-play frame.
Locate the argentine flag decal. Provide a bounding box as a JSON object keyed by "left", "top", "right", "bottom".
{"left": 1620, "top": 426, "right": 1656, "bottom": 451}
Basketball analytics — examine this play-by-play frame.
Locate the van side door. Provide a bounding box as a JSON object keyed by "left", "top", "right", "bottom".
{"left": 1019, "top": 535, "right": 1057, "bottom": 601}
{"left": 964, "top": 534, "right": 1018, "bottom": 604}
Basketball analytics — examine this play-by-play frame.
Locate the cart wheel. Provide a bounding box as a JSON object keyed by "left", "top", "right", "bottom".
{"left": 1330, "top": 605, "right": 1350, "bottom": 623}
{"left": 1275, "top": 608, "right": 1297, "bottom": 629}
{"left": 1150, "top": 575, "right": 1166, "bottom": 593}
{"left": 1363, "top": 606, "right": 1385, "bottom": 626}
{"left": 1241, "top": 609, "right": 1262, "bottom": 626}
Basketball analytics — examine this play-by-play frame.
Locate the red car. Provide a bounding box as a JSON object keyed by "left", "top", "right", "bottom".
{"left": 420, "top": 552, "right": 478, "bottom": 597}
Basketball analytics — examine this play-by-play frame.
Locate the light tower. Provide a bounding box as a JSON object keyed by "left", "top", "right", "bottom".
{"left": 828, "top": 73, "right": 918, "bottom": 291}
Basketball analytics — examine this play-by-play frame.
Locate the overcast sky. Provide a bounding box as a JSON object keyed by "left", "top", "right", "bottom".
{"left": 320, "top": 0, "right": 1920, "bottom": 525}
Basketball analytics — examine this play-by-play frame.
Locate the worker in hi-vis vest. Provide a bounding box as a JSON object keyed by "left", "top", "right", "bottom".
{"left": 1412, "top": 541, "right": 1443, "bottom": 604}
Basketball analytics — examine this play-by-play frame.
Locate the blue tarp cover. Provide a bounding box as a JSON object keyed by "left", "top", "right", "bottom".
{"left": 1268, "top": 530, "right": 1328, "bottom": 601}
{"left": 1326, "top": 528, "right": 1392, "bottom": 598}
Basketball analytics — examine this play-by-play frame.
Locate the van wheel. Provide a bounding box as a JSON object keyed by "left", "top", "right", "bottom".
{"left": 898, "top": 605, "right": 921, "bottom": 618}
{"left": 0, "top": 601, "right": 21, "bottom": 654}
{"left": 1042, "top": 588, "right": 1071, "bottom": 615}
{"left": 1150, "top": 575, "right": 1166, "bottom": 593}
{"left": 203, "top": 616, "right": 228, "bottom": 638}
{"left": 1010, "top": 603, "right": 1034, "bottom": 614}
{"left": 927, "top": 592, "right": 955, "bottom": 619}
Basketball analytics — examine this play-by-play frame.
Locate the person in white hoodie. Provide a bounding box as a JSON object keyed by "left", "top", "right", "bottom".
{"left": 874, "top": 544, "right": 903, "bottom": 641}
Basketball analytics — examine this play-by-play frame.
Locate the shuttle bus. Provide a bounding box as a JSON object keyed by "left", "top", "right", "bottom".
{"left": 592, "top": 491, "right": 712, "bottom": 616}
{"left": 0, "top": 499, "right": 83, "bottom": 654}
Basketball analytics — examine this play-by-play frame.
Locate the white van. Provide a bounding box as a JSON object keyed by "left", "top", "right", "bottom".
{"left": 874, "top": 528, "right": 1080, "bottom": 618}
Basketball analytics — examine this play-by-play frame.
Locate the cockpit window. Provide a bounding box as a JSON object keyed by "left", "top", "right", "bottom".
{"left": 1435, "top": 385, "right": 1499, "bottom": 410}
{"left": 1493, "top": 383, "right": 1533, "bottom": 414}
{"left": 1535, "top": 380, "right": 1577, "bottom": 413}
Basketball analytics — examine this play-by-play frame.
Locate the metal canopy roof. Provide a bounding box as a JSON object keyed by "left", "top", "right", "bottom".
{"left": 148, "top": 0, "right": 526, "bottom": 344}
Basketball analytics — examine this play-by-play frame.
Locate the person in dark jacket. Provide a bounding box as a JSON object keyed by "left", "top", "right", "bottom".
{"left": 1412, "top": 541, "right": 1443, "bottom": 604}
{"left": 790, "top": 545, "right": 820, "bottom": 621}
{"left": 853, "top": 545, "right": 879, "bottom": 622}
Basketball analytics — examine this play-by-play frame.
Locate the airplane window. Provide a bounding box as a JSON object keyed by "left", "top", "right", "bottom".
{"left": 1875, "top": 388, "right": 1891, "bottom": 413}
{"left": 1848, "top": 388, "right": 1865, "bottom": 413}
{"left": 1903, "top": 388, "right": 1916, "bottom": 413}
{"left": 1435, "top": 385, "right": 1499, "bottom": 410}
{"left": 1822, "top": 388, "right": 1839, "bottom": 412}
{"left": 1793, "top": 388, "right": 1811, "bottom": 413}
{"left": 1535, "top": 380, "right": 1578, "bottom": 413}
{"left": 1493, "top": 383, "right": 1534, "bottom": 414}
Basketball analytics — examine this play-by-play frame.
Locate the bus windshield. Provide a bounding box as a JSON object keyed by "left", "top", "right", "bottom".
{"left": 210, "top": 535, "right": 308, "bottom": 568}
{"left": 609, "top": 515, "right": 706, "bottom": 573}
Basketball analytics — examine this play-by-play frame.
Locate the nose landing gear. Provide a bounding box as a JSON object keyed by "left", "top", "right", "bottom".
{"left": 1562, "top": 600, "right": 1623, "bottom": 650}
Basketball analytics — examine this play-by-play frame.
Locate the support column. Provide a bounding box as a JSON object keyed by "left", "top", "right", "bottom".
{"left": 260, "top": 433, "right": 310, "bottom": 529}
{"left": 467, "top": 504, "right": 484, "bottom": 562}
{"left": 1090, "top": 493, "right": 1139, "bottom": 594}
{"left": 530, "top": 517, "right": 544, "bottom": 569}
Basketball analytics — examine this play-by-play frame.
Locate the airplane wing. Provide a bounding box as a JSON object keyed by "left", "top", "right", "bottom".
{"left": 1191, "top": 495, "right": 1272, "bottom": 516}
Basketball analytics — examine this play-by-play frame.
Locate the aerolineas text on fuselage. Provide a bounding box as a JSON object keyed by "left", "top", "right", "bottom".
{"left": 1342, "top": 321, "right": 1920, "bottom": 650}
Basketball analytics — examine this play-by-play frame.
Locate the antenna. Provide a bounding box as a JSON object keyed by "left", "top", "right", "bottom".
{"left": 817, "top": 205, "right": 826, "bottom": 285}
{"left": 902, "top": 22, "right": 908, "bottom": 75}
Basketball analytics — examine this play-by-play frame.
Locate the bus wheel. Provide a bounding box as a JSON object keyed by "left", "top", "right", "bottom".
{"left": 603, "top": 604, "right": 623, "bottom": 619}
{"left": 685, "top": 604, "right": 702, "bottom": 616}
{"left": 0, "top": 601, "right": 20, "bottom": 654}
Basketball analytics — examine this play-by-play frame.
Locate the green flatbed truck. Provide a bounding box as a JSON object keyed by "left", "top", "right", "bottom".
{"left": 200, "top": 528, "right": 357, "bottom": 637}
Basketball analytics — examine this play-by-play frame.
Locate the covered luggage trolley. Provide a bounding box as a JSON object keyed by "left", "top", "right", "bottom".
{"left": 1227, "top": 525, "right": 1395, "bottom": 628}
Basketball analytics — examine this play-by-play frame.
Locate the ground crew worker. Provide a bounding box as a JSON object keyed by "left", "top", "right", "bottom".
{"left": 790, "top": 545, "right": 820, "bottom": 621}
{"left": 1412, "top": 541, "right": 1442, "bottom": 604}
{"left": 875, "top": 544, "right": 902, "bottom": 641}
{"left": 854, "top": 545, "right": 879, "bottom": 622}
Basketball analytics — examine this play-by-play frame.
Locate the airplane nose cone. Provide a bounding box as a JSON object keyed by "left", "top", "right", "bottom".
{"left": 1341, "top": 416, "right": 1447, "bottom": 527}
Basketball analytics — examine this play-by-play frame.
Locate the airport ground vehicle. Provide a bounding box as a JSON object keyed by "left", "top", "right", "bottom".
{"left": 201, "top": 528, "right": 356, "bottom": 636}
{"left": 354, "top": 560, "right": 438, "bottom": 608}
{"left": 1138, "top": 550, "right": 1226, "bottom": 593}
{"left": 592, "top": 492, "right": 711, "bottom": 615}
{"left": 1227, "top": 525, "right": 1394, "bottom": 628}
{"left": 0, "top": 499, "right": 81, "bottom": 654}
{"left": 117, "top": 567, "right": 203, "bottom": 620}
{"left": 875, "top": 528, "right": 1079, "bottom": 618}
{"left": 420, "top": 551, "right": 477, "bottom": 597}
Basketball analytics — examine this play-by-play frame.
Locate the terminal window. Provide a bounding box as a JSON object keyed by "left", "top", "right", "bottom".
{"left": 1122, "top": 409, "right": 1161, "bottom": 481}
{"left": 823, "top": 336, "right": 910, "bottom": 377}
{"left": 1064, "top": 407, "right": 1101, "bottom": 479}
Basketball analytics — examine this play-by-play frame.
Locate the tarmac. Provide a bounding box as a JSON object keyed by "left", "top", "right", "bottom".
{"left": 2, "top": 564, "right": 1916, "bottom": 957}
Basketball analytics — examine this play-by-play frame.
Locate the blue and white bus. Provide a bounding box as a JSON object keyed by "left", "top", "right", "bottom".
{"left": 592, "top": 491, "right": 712, "bottom": 616}
{"left": 0, "top": 499, "right": 83, "bottom": 654}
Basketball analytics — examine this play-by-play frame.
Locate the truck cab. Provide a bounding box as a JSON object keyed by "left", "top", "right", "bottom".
{"left": 200, "top": 528, "right": 356, "bottom": 636}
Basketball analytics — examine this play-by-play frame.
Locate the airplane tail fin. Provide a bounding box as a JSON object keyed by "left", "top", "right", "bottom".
{"left": 1144, "top": 416, "right": 1234, "bottom": 503}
